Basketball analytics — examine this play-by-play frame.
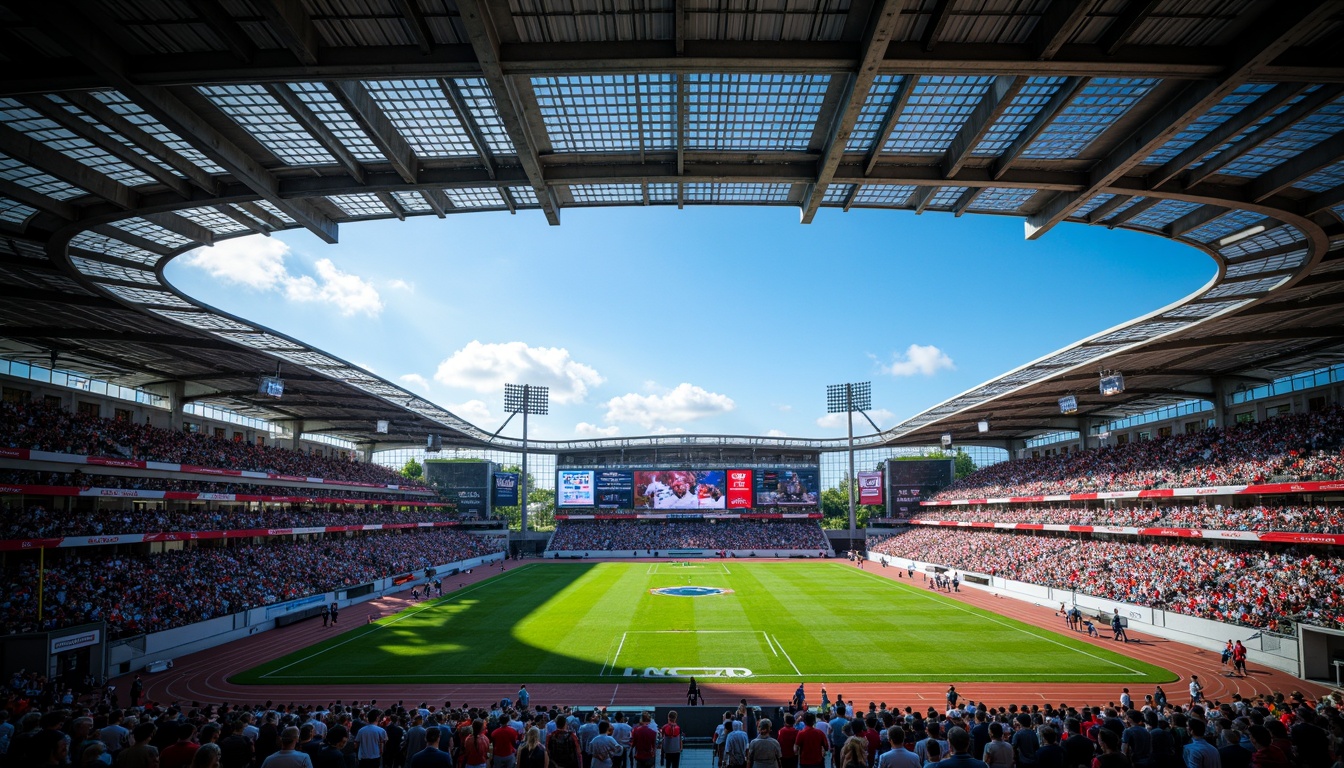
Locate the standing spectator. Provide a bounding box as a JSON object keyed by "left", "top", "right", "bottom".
{"left": 1181, "top": 721, "right": 1219, "bottom": 768}
{"left": 260, "top": 727, "right": 312, "bottom": 768}
{"left": 356, "top": 710, "right": 388, "bottom": 768}
{"left": 412, "top": 727, "right": 455, "bottom": 768}
{"left": 748, "top": 720, "right": 783, "bottom": 768}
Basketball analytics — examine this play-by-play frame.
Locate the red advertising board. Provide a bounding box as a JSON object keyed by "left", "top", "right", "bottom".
{"left": 726, "top": 469, "right": 754, "bottom": 509}
{"left": 857, "top": 471, "right": 883, "bottom": 505}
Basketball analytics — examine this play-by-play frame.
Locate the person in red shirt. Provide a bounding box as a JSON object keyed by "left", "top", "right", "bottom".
{"left": 778, "top": 713, "right": 799, "bottom": 768}
{"left": 492, "top": 719, "right": 521, "bottom": 768}
{"left": 631, "top": 713, "right": 658, "bottom": 768}
{"left": 796, "top": 712, "right": 829, "bottom": 768}
{"left": 159, "top": 722, "right": 200, "bottom": 768}
{"left": 660, "top": 711, "right": 685, "bottom": 768}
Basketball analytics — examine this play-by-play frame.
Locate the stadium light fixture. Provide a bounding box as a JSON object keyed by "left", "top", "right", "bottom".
{"left": 1059, "top": 395, "right": 1079, "bottom": 414}
{"left": 940, "top": 433, "right": 953, "bottom": 448}
{"left": 977, "top": 419, "right": 990, "bottom": 433}
{"left": 1099, "top": 372, "right": 1125, "bottom": 397}
{"left": 826, "top": 381, "right": 873, "bottom": 540}
{"left": 500, "top": 384, "right": 548, "bottom": 536}
{"left": 1217, "top": 224, "right": 1266, "bottom": 247}
{"left": 375, "top": 419, "right": 389, "bottom": 434}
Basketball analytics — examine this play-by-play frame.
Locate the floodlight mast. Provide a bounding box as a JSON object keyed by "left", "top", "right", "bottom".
{"left": 503, "top": 384, "right": 548, "bottom": 535}
{"left": 827, "top": 381, "right": 872, "bottom": 540}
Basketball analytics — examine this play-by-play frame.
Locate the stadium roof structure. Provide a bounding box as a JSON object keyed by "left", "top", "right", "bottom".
{"left": 1, "top": 0, "right": 1344, "bottom": 454}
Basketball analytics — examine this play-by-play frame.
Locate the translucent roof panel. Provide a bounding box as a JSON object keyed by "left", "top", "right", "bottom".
{"left": 1074, "top": 193, "right": 1115, "bottom": 218}
{"left": 88, "top": 90, "right": 226, "bottom": 174}
{"left": 1142, "top": 83, "right": 1278, "bottom": 166}
{"left": 0, "top": 152, "right": 86, "bottom": 199}
{"left": 446, "top": 187, "right": 508, "bottom": 208}
{"left": 883, "top": 76, "right": 994, "bottom": 155}
{"left": 686, "top": 74, "right": 830, "bottom": 151}
{"left": 450, "top": 78, "right": 515, "bottom": 157}
{"left": 0, "top": 98, "right": 157, "bottom": 187}
{"left": 328, "top": 193, "right": 392, "bottom": 217}
{"left": 0, "top": 197, "right": 36, "bottom": 225}
{"left": 845, "top": 75, "right": 904, "bottom": 152}
{"left": 648, "top": 183, "right": 678, "bottom": 203}
{"left": 1293, "top": 159, "right": 1344, "bottom": 193}
{"left": 196, "top": 85, "right": 337, "bottom": 166}
{"left": 1187, "top": 87, "right": 1320, "bottom": 171}
{"left": 391, "top": 191, "right": 433, "bottom": 213}
{"left": 822, "top": 183, "right": 854, "bottom": 204}
{"left": 175, "top": 207, "right": 251, "bottom": 236}
{"left": 108, "top": 218, "right": 192, "bottom": 249}
{"left": 533, "top": 75, "right": 676, "bottom": 152}
{"left": 508, "top": 186, "right": 539, "bottom": 206}
{"left": 567, "top": 183, "right": 645, "bottom": 204}
{"left": 683, "top": 183, "right": 791, "bottom": 202}
{"left": 362, "top": 80, "right": 480, "bottom": 159}
{"left": 853, "top": 184, "right": 915, "bottom": 206}
{"left": 1021, "top": 78, "right": 1159, "bottom": 160}
{"left": 973, "top": 77, "right": 1070, "bottom": 156}
{"left": 1126, "top": 199, "right": 1203, "bottom": 230}
{"left": 1216, "top": 95, "right": 1344, "bottom": 178}
{"left": 284, "top": 83, "right": 387, "bottom": 163}
{"left": 967, "top": 187, "right": 1036, "bottom": 212}
{"left": 1184, "top": 209, "right": 1264, "bottom": 244}
{"left": 927, "top": 186, "right": 970, "bottom": 208}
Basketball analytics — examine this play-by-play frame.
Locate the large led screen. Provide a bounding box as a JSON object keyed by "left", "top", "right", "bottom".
{"left": 755, "top": 468, "right": 820, "bottom": 507}
{"left": 557, "top": 470, "right": 595, "bottom": 508}
{"left": 634, "top": 470, "right": 727, "bottom": 509}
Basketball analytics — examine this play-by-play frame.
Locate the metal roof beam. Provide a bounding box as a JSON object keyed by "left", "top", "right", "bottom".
{"left": 215, "top": 204, "right": 272, "bottom": 236}
{"left": 1103, "top": 196, "right": 1159, "bottom": 227}
{"left": 376, "top": 191, "right": 407, "bottom": 221}
{"left": 22, "top": 94, "right": 192, "bottom": 199}
{"left": 1183, "top": 84, "right": 1344, "bottom": 188}
{"left": 1097, "top": 0, "right": 1162, "bottom": 56}
{"left": 1249, "top": 130, "right": 1344, "bottom": 203}
{"left": 421, "top": 189, "right": 451, "bottom": 218}
{"left": 0, "top": 178, "right": 76, "bottom": 221}
{"left": 951, "top": 187, "right": 981, "bottom": 216}
{"left": 438, "top": 78, "right": 497, "bottom": 179}
{"left": 393, "top": 0, "right": 435, "bottom": 54}
{"left": 911, "top": 185, "right": 937, "bottom": 213}
{"left": 862, "top": 75, "right": 918, "bottom": 176}
{"left": 919, "top": 0, "right": 953, "bottom": 52}
{"left": 1165, "top": 204, "right": 1226, "bottom": 238}
{"left": 236, "top": 202, "right": 289, "bottom": 230}
{"left": 943, "top": 75, "right": 1020, "bottom": 178}
{"left": 992, "top": 76, "right": 1082, "bottom": 179}
{"left": 801, "top": 0, "right": 907, "bottom": 223}
{"left": 328, "top": 80, "right": 419, "bottom": 184}
{"left": 454, "top": 0, "right": 562, "bottom": 225}
{"left": 0, "top": 121, "right": 138, "bottom": 210}
{"left": 1083, "top": 193, "right": 1131, "bottom": 223}
{"left": 1028, "top": 0, "right": 1093, "bottom": 61}
{"left": 13, "top": 2, "right": 339, "bottom": 242}
{"left": 0, "top": 326, "right": 244, "bottom": 350}
{"left": 1139, "top": 326, "right": 1344, "bottom": 353}
{"left": 265, "top": 84, "right": 367, "bottom": 185}
{"left": 143, "top": 212, "right": 216, "bottom": 247}
{"left": 1146, "top": 82, "right": 1307, "bottom": 189}
{"left": 256, "top": 0, "right": 322, "bottom": 66}
{"left": 1025, "top": 2, "right": 1343, "bottom": 240}
{"left": 187, "top": 1, "right": 257, "bottom": 63}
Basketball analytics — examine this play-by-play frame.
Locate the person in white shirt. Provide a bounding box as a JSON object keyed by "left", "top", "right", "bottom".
{"left": 357, "top": 709, "right": 388, "bottom": 768}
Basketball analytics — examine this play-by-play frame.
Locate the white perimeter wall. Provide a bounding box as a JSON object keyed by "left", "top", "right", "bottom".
{"left": 866, "top": 552, "right": 1302, "bottom": 676}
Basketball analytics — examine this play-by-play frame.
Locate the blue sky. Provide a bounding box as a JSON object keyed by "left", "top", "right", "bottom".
{"left": 166, "top": 206, "right": 1208, "bottom": 442}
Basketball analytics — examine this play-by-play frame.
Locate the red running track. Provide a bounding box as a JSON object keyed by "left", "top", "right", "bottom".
{"left": 121, "top": 559, "right": 1336, "bottom": 711}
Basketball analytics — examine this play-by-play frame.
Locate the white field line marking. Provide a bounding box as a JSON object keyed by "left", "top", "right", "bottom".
{"left": 599, "top": 635, "right": 619, "bottom": 677}
{"left": 608, "top": 631, "right": 628, "bottom": 676}
{"left": 624, "top": 630, "right": 762, "bottom": 634}
{"left": 772, "top": 634, "right": 802, "bottom": 676}
{"left": 764, "top": 632, "right": 779, "bottom": 657}
{"left": 260, "top": 564, "right": 535, "bottom": 678}
{"left": 845, "top": 565, "right": 1143, "bottom": 675}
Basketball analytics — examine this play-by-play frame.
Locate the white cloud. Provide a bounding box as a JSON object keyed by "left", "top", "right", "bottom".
{"left": 181, "top": 238, "right": 383, "bottom": 317}
{"left": 603, "top": 383, "right": 736, "bottom": 429}
{"left": 398, "top": 373, "right": 430, "bottom": 392}
{"left": 447, "top": 399, "right": 493, "bottom": 424}
{"left": 180, "top": 236, "right": 289, "bottom": 290}
{"left": 432, "top": 341, "right": 603, "bottom": 404}
{"left": 283, "top": 258, "right": 382, "bottom": 317}
{"left": 882, "top": 344, "right": 956, "bottom": 377}
{"left": 575, "top": 422, "right": 620, "bottom": 438}
{"left": 775, "top": 404, "right": 793, "bottom": 413}
{"left": 351, "top": 362, "right": 378, "bottom": 374}
{"left": 815, "top": 408, "right": 897, "bottom": 430}
{"left": 766, "top": 429, "right": 788, "bottom": 437}
{"left": 387, "top": 278, "right": 414, "bottom": 291}
{"left": 651, "top": 426, "right": 687, "bottom": 435}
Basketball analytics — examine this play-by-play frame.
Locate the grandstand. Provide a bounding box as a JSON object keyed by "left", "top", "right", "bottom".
{"left": 3, "top": 1, "right": 1344, "bottom": 759}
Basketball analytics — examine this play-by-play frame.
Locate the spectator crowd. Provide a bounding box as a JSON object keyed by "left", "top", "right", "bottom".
{"left": 936, "top": 405, "right": 1344, "bottom": 499}
{"left": 546, "top": 520, "right": 830, "bottom": 552}
{"left": 0, "top": 529, "right": 503, "bottom": 638}
{"left": 0, "top": 502, "right": 466, "bottom": 540}
{"left": 868, "top": 528, "right": 1344, "bottom": 631}
{"left": 2, "top": 677, "right": 1343, "bottom": 768}
{"left": 0, "top": 469, "right": 433, "bottom": 502}
{"left": 0, "top": 400, "right": 428, "bottom": 489}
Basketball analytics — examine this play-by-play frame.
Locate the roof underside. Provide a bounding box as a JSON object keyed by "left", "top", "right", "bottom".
{"left": 0, "top": 0, "right": 1343, "bottom": 452}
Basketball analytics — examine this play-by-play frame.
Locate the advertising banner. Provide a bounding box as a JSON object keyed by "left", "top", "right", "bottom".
{"left": 726, "top": 469, "right": 754, "bottom": 509}
{"left": 557, "top": 470, "right": 595, "bottom": 507}
{"left": 595, "top": 470, "right": 635, "bottom": 508}
{"left": 890, "top": 485, "right": 925, "bottom": 515}
{"left": 858, "top": 471, "right": 884, "bottom": 505}
{"left": 492, "top": 472, "right": 519, "bottom": 507}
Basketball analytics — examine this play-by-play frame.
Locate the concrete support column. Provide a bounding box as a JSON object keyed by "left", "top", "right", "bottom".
{"left": 168, "top": 380, "right": 187, "bottom": 432}
{"left": 1211, "top": 379, "right": 1229, "bottom": 429}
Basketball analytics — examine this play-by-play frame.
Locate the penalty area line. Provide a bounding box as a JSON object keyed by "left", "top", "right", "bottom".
{"left": 772, "top": 634, "right": 802, "bottom": 676}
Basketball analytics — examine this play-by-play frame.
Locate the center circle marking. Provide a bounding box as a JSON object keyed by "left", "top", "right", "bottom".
{"left": 650, "top": 586, "right": 734, "bottom": 597}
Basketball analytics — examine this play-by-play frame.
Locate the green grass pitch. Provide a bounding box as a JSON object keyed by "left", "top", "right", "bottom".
{"left": 233, "top": 561, "right": 1174, "bottom": 685}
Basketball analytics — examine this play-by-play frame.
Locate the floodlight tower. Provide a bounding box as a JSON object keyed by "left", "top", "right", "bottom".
{"left": 503, "top": 383, "right": 548, "bottom": 534}
{"left": 826, "top": 381, "right": 873, "bottom": 538}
